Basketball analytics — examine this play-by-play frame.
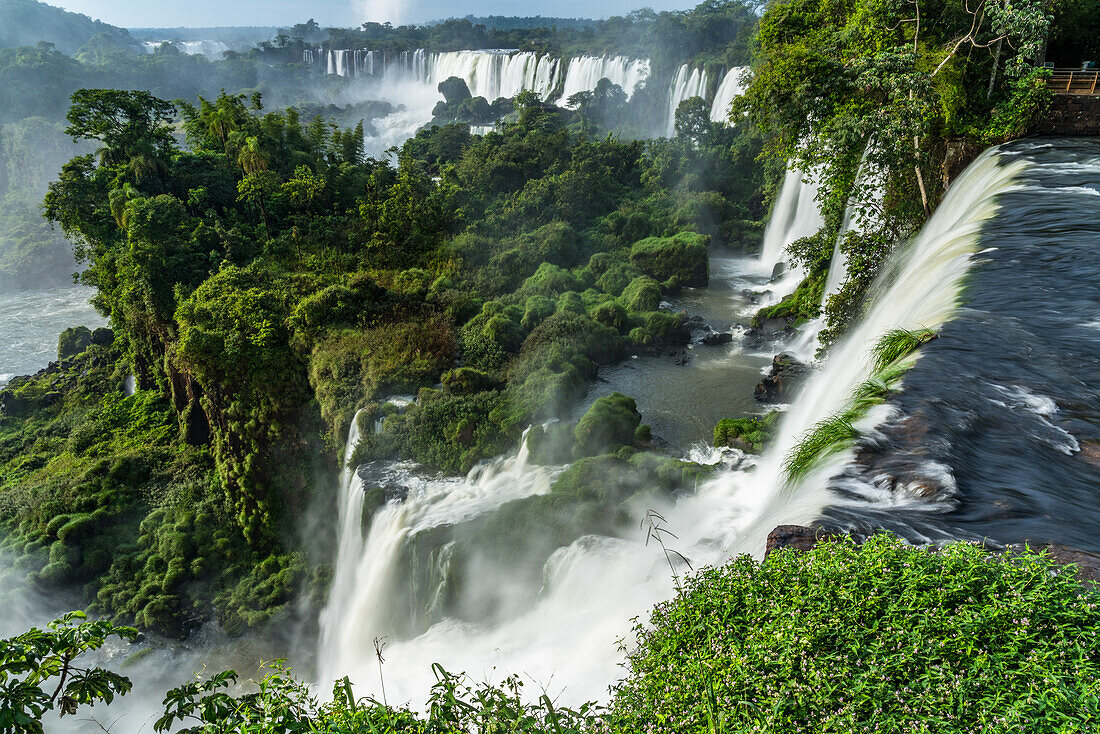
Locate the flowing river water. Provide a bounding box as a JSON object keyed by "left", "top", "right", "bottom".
{"left": 6, "top": 138, "right": 1098, "bottom": 731}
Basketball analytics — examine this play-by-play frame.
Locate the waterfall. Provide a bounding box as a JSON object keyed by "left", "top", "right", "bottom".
{"left": 558, "top": 55, "right": 651, "bottom": 106}
{"left": 790, "top": 147, "right": 888, "bottom": 359}
{"left": 318, "top": 425, "right": 559, "bottom": 686}
{"left": 315, "top": 148, "right": 1026, "bottom": 705}
{"left": 711, "top": 148, "right": 1026, "bottom": 546}
{"left": 756, "top": 168, "right": 826, "bottom": 303}
{"left": 665, "top": 65, "right": 710, "bottom": 136}
{"left": 428, "top": 51, "right": 562, "bottom": 101}
{"left": 710, "top": 67, "right": 749, "bottom": 123}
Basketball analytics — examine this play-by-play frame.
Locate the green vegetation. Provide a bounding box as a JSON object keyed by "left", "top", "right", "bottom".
{"left": 0, "top": 611, "right": 135, "bottom": 733}
{"left": 713, "top": 411, "right": 780, "bottom": 453}
{"left": 741, "top": 0, "right": 1098, "bottom": 350}
{"left": 611, "top": 535, "right": 1100, "bottom": 733}
{"left": 0, "top": 56, "right": 764, "bottom": 631}
{"left": 783, "top": 328, "right": 935, "bottom": 480}
{"left": 11, "top": 536, "right": 1100, "bottom": 732}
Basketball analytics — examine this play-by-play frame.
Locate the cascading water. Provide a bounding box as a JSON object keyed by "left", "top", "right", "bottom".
{"left": 557, "top": 55, "right": 651, "bottom": 105}
{"left": 756, "top": 168, "right": 826, "bottom": 303}
{"left": 710, "top": 67, "right": 748, "bottom": 123}
{"left": 427, "top": 51, "right": 561, "bottom": 101}
{"left": 318, "top": 423, "right": 562, "bottom": 686}
{"left": 316, "top": 147, "right": 1026, "bottom": 706}
{"left": 665, "top": 65, "right": 709, "bottom": 135}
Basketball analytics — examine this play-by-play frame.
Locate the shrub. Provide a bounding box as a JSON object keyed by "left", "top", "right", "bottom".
{"left": 611, "top": 535, "right": 1100, "bottom": 734}
{"left": 629, "top": 232, "right": 709, "bottom": 287}
{"left": 573, "top": 393, "right": 641, "bottom": 456}
{"left": 619, "top": 275, "right": 662, "bottom": 313}
{"left": 58, "top": 326, "right": 93, "bottom": 361}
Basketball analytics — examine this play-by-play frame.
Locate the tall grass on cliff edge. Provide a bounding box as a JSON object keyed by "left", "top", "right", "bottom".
{"left": 610, "top": 535, "right": 1100, "bottom": 734}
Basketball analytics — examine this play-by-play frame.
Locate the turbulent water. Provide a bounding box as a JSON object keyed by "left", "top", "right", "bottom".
{"left": 0, "top": 286, "right": 104, "bottom": 386}
{"left": 313, "top": 142, "right": 1039, "bottom": 708}
{"left": 821, "top": 138, "right": 1100, "bottom": 550}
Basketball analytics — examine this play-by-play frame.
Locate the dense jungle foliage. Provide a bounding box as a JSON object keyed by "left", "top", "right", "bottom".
{"left": 8, "top": 538, "right": 1100, "bottom": 732}
{"left": 737, "top": 0, "right": 1099, "bottom": 345}
{"left": 0, "top": 74, "right": 764, "bottom": 634}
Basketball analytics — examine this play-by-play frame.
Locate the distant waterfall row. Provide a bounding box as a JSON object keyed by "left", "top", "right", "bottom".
{"left": 304, "top": 48, "right": 748, "bottom": 129}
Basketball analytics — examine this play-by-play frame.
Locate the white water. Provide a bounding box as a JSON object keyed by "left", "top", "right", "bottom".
{"left": 0, "top": 286, "right": 103, "bottom": 386}
{"left": 318, "top": 425, "right": 561, "bottom": 686}
{"left": 756, "top": 168, "right": 825, "bottom": 302}
{"left": 710, "top": 67, "right": 748, "bottom": 123}
{"left": 556, "top": 55, "right": 650, "bottom": 106}
{"left": 317, "top": 149, "right": 1025, "bottom": 707}
{"left": 665, "top": 65, "right": 709, "bottom": 135}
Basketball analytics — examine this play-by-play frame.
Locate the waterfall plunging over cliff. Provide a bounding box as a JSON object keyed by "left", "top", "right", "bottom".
{"left": 665, "top": 65, "right": 709, "bottom": 135}
{"left": 710, "top": 67, "right": 748, "bottom": 122}
{"left": 316, "top": 148, "right": 1026, "bottom": 706}
{"left": 756, "top": 168, "right": 825, "bottom": 302}
{"left": 557, "top": 55, "right": 651, "bottom": 105}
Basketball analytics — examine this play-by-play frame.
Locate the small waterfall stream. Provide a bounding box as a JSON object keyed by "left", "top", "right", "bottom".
{"left": 757, "top": 168, "right": 826, "bottom": 302}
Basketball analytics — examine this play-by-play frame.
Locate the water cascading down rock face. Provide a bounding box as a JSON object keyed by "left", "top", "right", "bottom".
{"left": 316, "top": 147, "right": 1025, "bottom": 706}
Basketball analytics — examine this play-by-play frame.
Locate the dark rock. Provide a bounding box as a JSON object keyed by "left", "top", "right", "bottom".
{"left": 701, "top": 331, "right": 733, "bottom": 346}
{"left": 683, "top": 314, "right": 710, "bottom": 332}
{"left": 770, "top": 261, "right": 787, "bottom": 280}
{"left": 760, "top": 317, "right": 791, "bottom": 334}
{"left": 754, "top": 352, "right": 808, "bottom": 403}
{"left": 740, "top": 288, "right": 762, "bottom": 305}
{"left": 673, "top": 351, "right": 690, "bottom": 366}
{"left": 764, "top": 525, "right": 845, "bottom": 559}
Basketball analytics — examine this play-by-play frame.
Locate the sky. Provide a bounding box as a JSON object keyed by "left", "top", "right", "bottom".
{"left": 49, "top": 0, "right": 699, "bottom": 29}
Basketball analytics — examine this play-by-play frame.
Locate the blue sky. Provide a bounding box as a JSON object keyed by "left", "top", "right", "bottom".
{"left": 50, "top": 0, "right": 699, "bottom": 28}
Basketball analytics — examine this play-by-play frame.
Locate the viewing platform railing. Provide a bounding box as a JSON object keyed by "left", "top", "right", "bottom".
{"left": 1047, "top": 68, "right": 1100, "bottom": 95}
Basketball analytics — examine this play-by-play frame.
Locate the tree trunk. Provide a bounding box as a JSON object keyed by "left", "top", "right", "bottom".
{"left": 988, "top": 39, "right": 1003, "bottom": 100}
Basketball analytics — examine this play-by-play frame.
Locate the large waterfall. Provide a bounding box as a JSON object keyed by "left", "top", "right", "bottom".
{"left": 316, "top": 146, "right": 1026, "bottom": 706}
{"left": 557, "top": 55, "right": 651, "bottom": 105}
{"left": 308, "top": 47, "right": 750, "bottom": 146}
{"left": 756, "top": 168, "right": 826, "bottom": 303}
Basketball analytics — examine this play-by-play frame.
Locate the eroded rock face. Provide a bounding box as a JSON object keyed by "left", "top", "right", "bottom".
{"left": 754, "top": 352, "right": 808, "bottom": 403}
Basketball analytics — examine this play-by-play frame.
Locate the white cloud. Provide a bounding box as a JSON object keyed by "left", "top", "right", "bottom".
{"left": 352, "top": 0, "right": 416, "bottom": 25}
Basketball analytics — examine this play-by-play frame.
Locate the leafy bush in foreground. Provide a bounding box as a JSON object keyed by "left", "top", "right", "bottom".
{"left": 610, "top": 535, "right": 1100, "bottom": 734}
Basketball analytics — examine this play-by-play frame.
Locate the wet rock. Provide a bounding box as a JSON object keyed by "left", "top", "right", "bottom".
{"left": 754, "top": 352, "right": 808, "bottom": 403}
{"left": 701, "top": 331, "right": 733, "bottom": 346}
{"left": 770, "top": 261, "right": 787, "bottom": 280}
{"left": 683, "top": 314, "right": 711, "bottom": 332}
{"left": 740, "top": 288, "right": 762, "bottom": 305}
{"left": 673, "top": 351, "right": 691, "bottom": 366}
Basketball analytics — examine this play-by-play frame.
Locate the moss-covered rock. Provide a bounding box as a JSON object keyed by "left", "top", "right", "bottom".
{"left": 574, "top": 392, "right": 642, "bottom": 456}
{"left": 619, "top": 275, "right": 662, "bottom": 313}
{"left": 629, "top": 232, "right": 710, "bottom": 288}
{"left": 58, "top": 326, "right": 93, "bottom": 361}
{"left": 714, "top": 411, "right": 781, "bottom": 452}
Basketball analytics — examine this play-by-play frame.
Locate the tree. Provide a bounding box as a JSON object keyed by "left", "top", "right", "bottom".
{"left": 0, "top": 612, "right": 136, "bottom": 733}
{"left": 64, "top": 89, "right": 176, "bottom": 166}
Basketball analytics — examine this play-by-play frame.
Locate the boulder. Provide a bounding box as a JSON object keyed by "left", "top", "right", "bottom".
{"left": 629, "top": 232, "right": 710, "bottom": 288}
{"left": 754, "top": 352, "right": 808, "bottom": 403}
{"left": 701, "top": 331, "right": 733, "bottom": 346}
{"left": 764, "top": 525, "right": 845, "bottom": 559}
